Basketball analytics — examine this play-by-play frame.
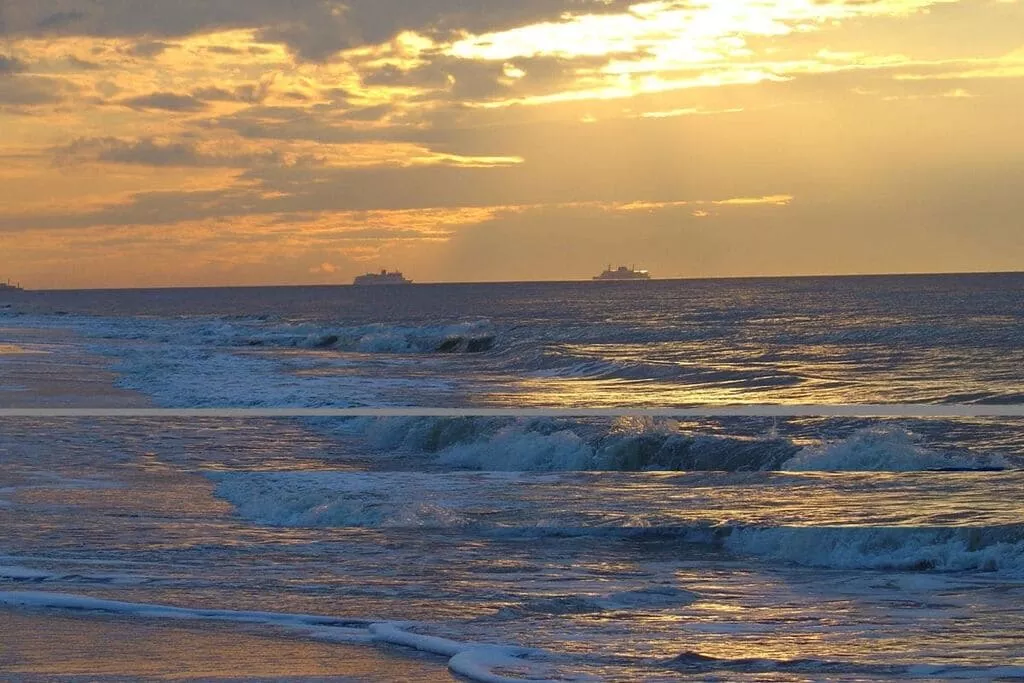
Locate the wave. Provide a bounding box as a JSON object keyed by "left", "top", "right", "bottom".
{"left": 782, "top": 427, "right": 1011, "bottom": 472}
{"left": 663, "top": 651, "right": 1024, "bottom": 679}
{"left": 208, "top": 463, "right": 1024, "bottom": 574}
{"left": 211, "top": 471, "right": 479, "bottom": 529}
{"left": 500, "top": 586, "right": 698, "bottom": 617}
{"left": 353, "top": 416, "right": 799, "bottom": 472}
{"left": 240, "top": 319, "right": 497, "bottom": 354}
{"left": 724, "top": 524, "right": 1024, "bottom": 574}
{"left": 351, "top": 418, "right": 1009, "bottom": 473}
{"left": 7, "top": 308, "right": 1022, "bottom": 407}
{"left": 2, "top": 312, "right": 498, "bottom": 355}
{"left": 0, "top": 565, "right": 155, "bottom": 586}
{"left": 0, "top": 591, "right": 563, "bottom": 683}
{"left": 209, "top": 469, "right": 1024, "bottom": 576}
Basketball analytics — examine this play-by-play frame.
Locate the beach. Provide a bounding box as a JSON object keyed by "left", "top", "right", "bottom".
{"left": 0, "top": 326, "right": 456, "bottom": 681}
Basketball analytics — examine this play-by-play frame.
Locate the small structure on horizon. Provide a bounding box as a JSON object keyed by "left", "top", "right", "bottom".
{"left": 592, "top": 265, "right": 651, "bottom": 281}
{"left": 353, "top": 269, "right": 413, "bottom": 286}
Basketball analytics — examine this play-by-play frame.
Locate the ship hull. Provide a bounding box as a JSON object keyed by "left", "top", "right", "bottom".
{"left": 353, "top": 279, "right": 413, "bottom": 286}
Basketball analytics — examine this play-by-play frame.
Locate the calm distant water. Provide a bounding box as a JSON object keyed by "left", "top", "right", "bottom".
{"left": 2, "top": 273, "right": 1023, "bottom": 680}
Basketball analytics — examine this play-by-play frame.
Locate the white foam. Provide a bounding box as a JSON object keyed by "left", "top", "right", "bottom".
{"left": 725, "top": 525, "right": 1024, "bottom": 574}
{"left": 782, "top": 427, "right": 1009, "bottom": 472}
{"left": 353, "top": 415, "right": 802, "bottom": 472}
{"left": 211, "top": 471, "right": 490, "bottom": 528}
{"left": 0, "top": 591, "right": 562, "bottom": 682}
{"left": 1, "top": 313, "right": 489, "bottom": 408}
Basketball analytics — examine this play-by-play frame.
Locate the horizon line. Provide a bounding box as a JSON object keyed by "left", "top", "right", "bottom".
{"left": 7, "top": 269, "right": 1024, "bottom": 293}
{"left": 2, "top": 405, "right": 1023, "bottom": 418}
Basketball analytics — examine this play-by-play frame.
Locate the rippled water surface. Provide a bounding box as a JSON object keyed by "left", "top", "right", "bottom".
{"left": 2, "top": 273, "right": 1023, "bottom": 680}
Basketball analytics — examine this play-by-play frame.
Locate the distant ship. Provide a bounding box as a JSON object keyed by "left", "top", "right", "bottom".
{"left": 353, "top": 269, "right": 413, "bottom": 286}
{"left": 0, "top": 279, "right": 23, "bottom": 291}
{"left": 593, "top": 265, "right": 651, "bottom": 281}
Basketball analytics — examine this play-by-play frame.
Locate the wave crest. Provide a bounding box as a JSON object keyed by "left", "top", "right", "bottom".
{"left": 353, "top": 419, "right": 1007, "bottom": 473}
{"left": 725, "top": 525, "right": 1024, "bottom": 574}
{"left": 783, "top": 427, "right": 1010, "bottom": 472}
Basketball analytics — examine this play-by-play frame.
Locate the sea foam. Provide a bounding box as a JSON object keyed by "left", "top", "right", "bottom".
{"left": 724, "top": 525, "right": 1024, "bottom": 574}
{"left": 0, "top": 591, "right": 564, "bottom": 683}
{"left": 782, "top": 427, "right": 1010, "bottom": 472}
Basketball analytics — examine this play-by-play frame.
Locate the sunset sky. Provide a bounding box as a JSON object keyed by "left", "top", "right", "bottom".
{"left": 1, "top": 0, "right": 1022, "bottom": 288}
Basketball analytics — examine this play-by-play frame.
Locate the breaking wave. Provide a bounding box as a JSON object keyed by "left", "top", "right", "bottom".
{"left": 3, "top": 312, "right": 498, "bottom": 355}
{"left": 211, "top": 469, "right": 1024, "bottom": 576}
{"left": 211, "top": 471, "right": 478, "bottom": 529}
{"left": 239, "top": 319, "right": 497, "bottom": 354}
{"left": 352, "top": 416, "right": 799, "bottom": 472}
{"left": 350, "top": 419, "right": 1010, "bottom": 473}
{"left": 781, "top": 427, "right": 1011, "bottom": 472}
{"left": 724, "top": 524, "right": 1024, "bottom": 574}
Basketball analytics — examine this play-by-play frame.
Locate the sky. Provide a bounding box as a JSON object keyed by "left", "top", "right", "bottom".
{"left": 0, "top": 0, "right": 1022, "bottom": 288}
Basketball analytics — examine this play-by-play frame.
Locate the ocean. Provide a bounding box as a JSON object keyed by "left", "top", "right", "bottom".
{"left": 1, "top": 272, "right": 1022, "bottom": 681}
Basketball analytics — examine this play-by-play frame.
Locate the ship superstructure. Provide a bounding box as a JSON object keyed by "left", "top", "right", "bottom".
{"left": 592, "top": 265, "right": 651, "bottom": 281}
{"left": 353, "top": 269, "right": 413, "bottom": 286}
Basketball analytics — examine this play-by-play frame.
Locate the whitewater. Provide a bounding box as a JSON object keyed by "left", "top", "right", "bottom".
{"left": 1, "top": 273, "right": 1022, "bottom": 680}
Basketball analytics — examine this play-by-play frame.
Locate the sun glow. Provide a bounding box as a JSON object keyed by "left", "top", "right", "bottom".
{"left": 2, "top": 0, "right": 1022, "bottom": 287}
{"left": 439, "top": 0, "right": 956, "bottom": 107}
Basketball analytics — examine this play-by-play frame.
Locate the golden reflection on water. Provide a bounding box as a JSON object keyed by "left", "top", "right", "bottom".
{"left": 0, "top": 343, "right": 44, "bottom": 354}
{"left": 527, "top": 470, "right": 1024, "bottom": 529}
{"left": 478, "top": 340, "right": 1016, "bottom": 407}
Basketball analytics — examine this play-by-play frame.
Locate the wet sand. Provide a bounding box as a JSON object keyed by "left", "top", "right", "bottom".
{"left": 0, "top": 328, "right": 150, "bottom": 409}
{"left": 0, "top": 610, "right": 454, "bottom": 681}
{"left": 0, "top": 327, "right": 458, "bottom": 681}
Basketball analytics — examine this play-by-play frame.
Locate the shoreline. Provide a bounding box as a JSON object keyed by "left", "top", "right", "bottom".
{"left": 0, "top": 327, "right": 151, "bottom": 409}
{"left": 0, "top": 609, "right": 454, "bottom": 681}
{"left": 0, "top": 326, "right": 458, "bottom": 681}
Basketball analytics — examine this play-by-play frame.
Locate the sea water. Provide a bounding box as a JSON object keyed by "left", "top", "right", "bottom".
{"left": 1, "top": 273, "right": 1022, "bottom": 680}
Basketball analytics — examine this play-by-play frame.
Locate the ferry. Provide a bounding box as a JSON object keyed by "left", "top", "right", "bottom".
{"left": 353, "top": 269, "right": 413, "bottom": 286}
{"left": 592, "top": 265, "right": 651, "bottom": 281}
{"left": 0, "top": 280, "right": 23, "bottom": 292}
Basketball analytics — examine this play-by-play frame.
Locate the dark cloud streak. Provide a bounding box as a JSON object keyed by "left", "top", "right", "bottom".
{"left": 120, "top": 91, "right": 207, "bottom": 112}
{"left": 0, "top": 55, "right": 27, "bottom": 75}
{"left": 54, "top": 136, "right": 284, "bottom": 168}
{"left": 8, "top": 0, "right": 636, "bottom": 61}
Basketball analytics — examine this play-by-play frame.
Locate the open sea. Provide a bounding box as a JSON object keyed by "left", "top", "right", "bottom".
{"left": 1, "top": 272, "right": 1023, "bottom": 681}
